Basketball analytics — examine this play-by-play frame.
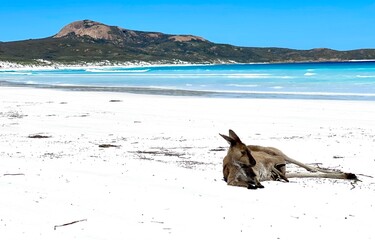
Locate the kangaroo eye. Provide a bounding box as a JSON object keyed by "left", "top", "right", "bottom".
{"left": 240, "top": 150, "right": 247, "bottom": 155}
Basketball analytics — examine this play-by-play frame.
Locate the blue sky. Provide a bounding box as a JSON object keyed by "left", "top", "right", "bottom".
{"left": 0, "top": 0, "right": 374, "bottom": 50}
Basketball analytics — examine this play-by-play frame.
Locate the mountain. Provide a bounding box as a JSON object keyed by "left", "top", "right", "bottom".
{"left": 1, "top": 19, "right": 375, "bottom": 65}
{"left": 53, "top": 20, "right": 207, "bottom": 45}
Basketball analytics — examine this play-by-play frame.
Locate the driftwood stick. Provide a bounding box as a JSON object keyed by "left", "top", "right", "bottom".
{"left": 3, "top": 173, "right": 25, "bottom": 176}
{"left": 54, "top": 219, "right": 87, "bottom": 230}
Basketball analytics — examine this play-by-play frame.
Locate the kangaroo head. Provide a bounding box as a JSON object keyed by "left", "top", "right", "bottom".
{"left": 220, "top": 129, "right": 256, "bottom": 167}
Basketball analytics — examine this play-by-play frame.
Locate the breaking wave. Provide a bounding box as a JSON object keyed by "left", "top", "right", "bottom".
{"left": 85, "top": 69, "right": 150, "bottom": 73}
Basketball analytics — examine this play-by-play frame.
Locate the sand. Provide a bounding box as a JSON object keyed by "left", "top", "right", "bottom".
{"left": 1, "top": 86, "right": 374, "bottom": 240}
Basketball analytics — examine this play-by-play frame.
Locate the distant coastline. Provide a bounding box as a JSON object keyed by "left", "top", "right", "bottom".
{"left": 0, "top": 60, "right": 198, "bottom": 71}
{"left": 2, "top": 59, "right": 375, "bottom": 71}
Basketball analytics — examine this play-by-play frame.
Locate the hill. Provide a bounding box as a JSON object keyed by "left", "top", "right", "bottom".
{"left": 1, "top": 20, "right": 375, "bottom": 65}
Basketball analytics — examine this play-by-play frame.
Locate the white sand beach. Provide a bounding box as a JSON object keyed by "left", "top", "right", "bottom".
{"left": 1, "top": 86, "right": 375, "bottom": 240}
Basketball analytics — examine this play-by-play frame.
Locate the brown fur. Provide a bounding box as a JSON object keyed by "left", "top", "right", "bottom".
{"left": 221, "top": 130, "right": 357, "bottom": 189}
{"left": 221, "top": 130, "right": 288, "bottom": 189}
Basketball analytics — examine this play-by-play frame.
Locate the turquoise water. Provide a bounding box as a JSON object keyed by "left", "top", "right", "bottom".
{"left": 1, "top": 61, "right": 375, "bottom": 100}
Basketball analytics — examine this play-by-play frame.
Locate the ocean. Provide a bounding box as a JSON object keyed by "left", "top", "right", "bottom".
{"left": 1, "top": 61, "right": 375, "bottom": 100}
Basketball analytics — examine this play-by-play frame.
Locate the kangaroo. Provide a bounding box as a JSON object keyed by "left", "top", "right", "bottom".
{"left": 220, "top": 130, "right": 288, "bottom": 189}
{"left": 220, "top": 129, "right": 356, "bottom": 189}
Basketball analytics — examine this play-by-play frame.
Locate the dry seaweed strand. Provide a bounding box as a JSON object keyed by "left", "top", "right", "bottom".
{"left": 54, "top": 219, "right": 87, "bottom": 230}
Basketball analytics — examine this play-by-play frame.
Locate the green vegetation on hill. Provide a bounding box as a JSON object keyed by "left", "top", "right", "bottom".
{"left": 1, "top": 20, "right": 375, "bottom": 65}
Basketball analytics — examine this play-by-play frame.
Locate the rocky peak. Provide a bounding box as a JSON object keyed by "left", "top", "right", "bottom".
{"left": 53, "top": 19, "right": 207, "bottom": 44}
{"left": 53, "top": 20, "right": 118, "bottom": 41}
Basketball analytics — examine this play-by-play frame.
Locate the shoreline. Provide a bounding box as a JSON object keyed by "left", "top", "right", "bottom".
{"left": 1, "top": 86, "right": 375, "bottom": 239}
{"left": 2, "top": 81, "right": 375, "bottom": 102}
{"left": 2, "top": 59, "right": 375, "bottom": 71}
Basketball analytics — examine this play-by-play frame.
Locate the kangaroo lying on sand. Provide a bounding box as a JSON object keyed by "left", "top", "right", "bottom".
{"left": 220, "top": 129, "right": 357, "bottom": 189}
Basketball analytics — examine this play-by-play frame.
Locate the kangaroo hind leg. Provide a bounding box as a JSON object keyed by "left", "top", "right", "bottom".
{"left": 271, "top": 164, "right": 289, "bottom": 182}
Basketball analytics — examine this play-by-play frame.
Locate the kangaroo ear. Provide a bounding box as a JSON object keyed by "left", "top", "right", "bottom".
{"left": 228, "top": 129, "right": 242, "bottom": 143}
{"left": 219, "top": 133, "right": 236, "bottom": 146}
